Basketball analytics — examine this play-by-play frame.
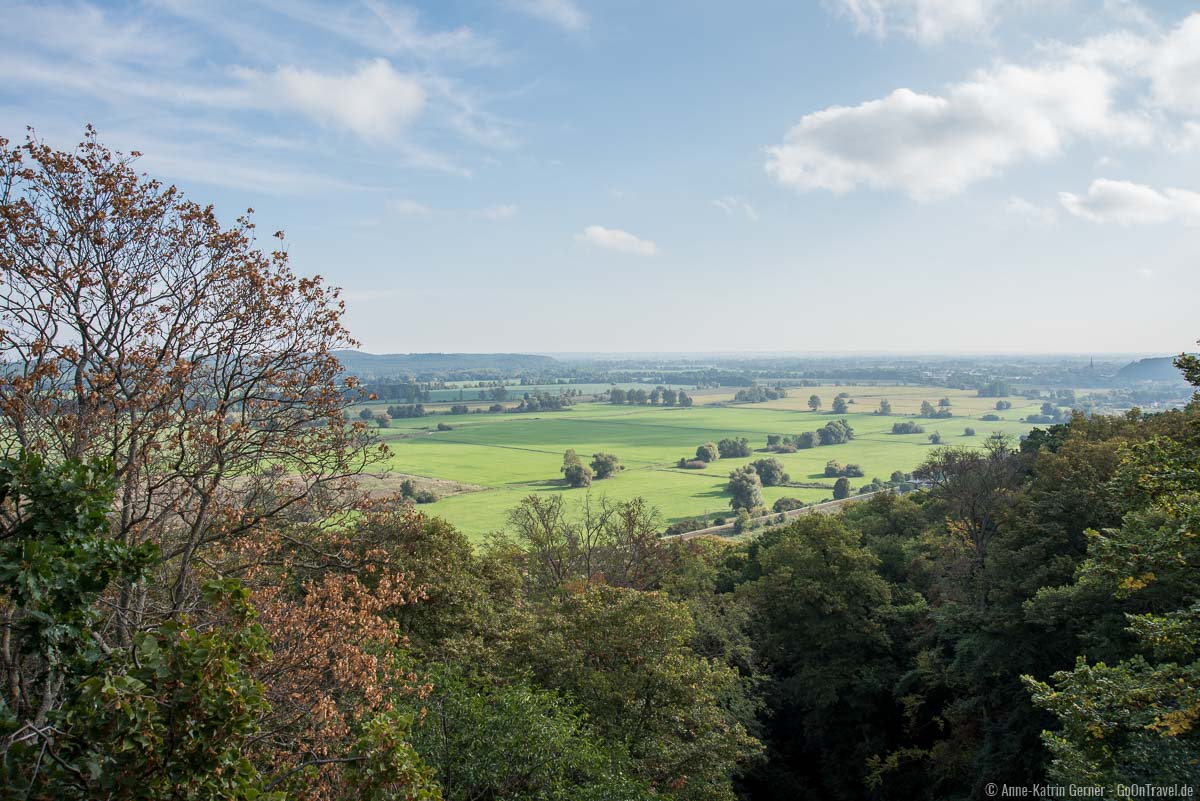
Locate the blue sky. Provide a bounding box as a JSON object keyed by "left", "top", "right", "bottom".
{"left": 2, "top": 0, "right": 1198, "bottom": 354}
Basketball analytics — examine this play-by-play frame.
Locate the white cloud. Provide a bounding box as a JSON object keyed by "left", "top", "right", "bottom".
{"left": 1059, "top": 179, "right": 1200, "bottom": 225}
{"left": 477, "top": 204, "right": 518, "bottom": 219}
{"left": 507, "top": 0, "right": 587, "bottom": 31}
{"left": 766, "top": 60, "right": 1150, "bottom": 200}
{"left": 238, "top": 59, "right": 425, "bottom": 141}
{"left": 389, "top": 198, "right": 432, "bottom": 216}
{"left": 579, "top": 225, "right": 657, "bottom": 255}
{"left": 826, "top": 0, "right": 998, "bottom": 45}
{"left": 1005, "top": 196, "right": 1058, "bottom": 226}
{"left": 712, "top": 196, "right": 758, "bottom": 221}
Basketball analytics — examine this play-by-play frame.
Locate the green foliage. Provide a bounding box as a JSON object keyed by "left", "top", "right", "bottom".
{"left": 727, "top": 465, "right": 764, "bottom": 510}
{"left": 517, "top": 585, "right": 762, "bottom": 801}
{"left": 403, "top": 667, "right": 650, "bottom": 801}
{"left": 589, "top": 452, "right": 622, "bottom": 479}
{"left": 832, "top": 476, "right": 850, "bottom": 499}
{"left": 749, "top": 458, "right": 789, "bottom": 487}
{"left": 695, "top": 442, "right": 719, "bottom": 462}
{"left": 716, "top": 437, "right": 752, "bottom": 459}
{"left": 561, "top": 449, "right": 594, "bottom": 488}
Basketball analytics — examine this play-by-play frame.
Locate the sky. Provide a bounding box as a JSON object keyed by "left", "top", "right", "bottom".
{"left": 1, "top": 0, "right": 1198, "bottom": 355}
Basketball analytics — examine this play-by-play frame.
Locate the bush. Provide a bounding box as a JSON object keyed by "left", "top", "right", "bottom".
{"left": 964, "top": 427, "right": 977, "bottom": 436}
{"left": 449, "top": 404, "right": 470, "bottom": 414}
{"left": 843, "top": 463, "right": 864, "bottom": 478}
{"left": 696, "top": 442, "right": 719, "bottom": 462}
{"left": 750, "top": 458, "right": 789, "bottom": 486}
{"left": 772, "top": 443, "right": 798, "bottom": 454}
{"left": 413, "top": 490, "right": 437, "bottom": 504}
{"left": 727, "top": 465, "right": 764, "bottom": 510}
{"left": 891, "top": 421, "right": 925, "bottom": 434}
{"left": 732, "top": 508, "right": 752, "bottom": 534}
{"left": 824, "top": 460, "right": 844, "bottom": 478}
{"left": 772, "top": 497, "right": 805, "bottom": 513}
{"left": 664, "top": 518, "right": 707, "bottom": 537}
{"left": 488, "top": 403, "right": 504, "bottom": 412}
{"left": 679, "top": 459, "right": 708, "bottom": 470}
{"left": 589, "top": 452, "right": 622, "bottom": 479}
{"left": 833, "top": 477, "right": 851, "bottom": 500}
{"left": 928, "top": 431, "right": 943, "bottom": 445}
{"left": 980, "top": 414, "right": 1001, "bottom": 421}
{"left": 717, "top": 437, "right": 752, "bottom": 459}
{"left": 437, "top": 422, "right": 453, "bottom": 431}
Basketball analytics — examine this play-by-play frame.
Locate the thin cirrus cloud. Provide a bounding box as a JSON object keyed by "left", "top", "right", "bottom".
{"left": 712, "top": 196, "right": 758, "bottom": 221}
{"left": 579, "top": 225, "right": 657, "bottom": 255}
{"left": 825, "top": 0, "right": 1000, "bottom": 46}
{"left": 506, "top": 0, "right": 587, "bottom": 31}
{"left": 1059, "top": 179, "right": 1200, "bottom": 225}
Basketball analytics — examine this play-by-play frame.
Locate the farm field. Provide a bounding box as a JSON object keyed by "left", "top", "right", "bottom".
{"left": 373, "top": 385, "right": 1046, "bottom": 541}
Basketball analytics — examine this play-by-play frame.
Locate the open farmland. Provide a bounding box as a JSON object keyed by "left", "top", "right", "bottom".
{"left": 371, "top": 385, "right": 1045, "bottom": 540}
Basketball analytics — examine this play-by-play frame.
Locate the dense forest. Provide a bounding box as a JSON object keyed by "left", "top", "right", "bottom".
{"left": 2, "top": 134, "right": 1198, "bottom": 800}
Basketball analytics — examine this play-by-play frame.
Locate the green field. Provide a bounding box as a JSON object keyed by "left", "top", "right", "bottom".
{"left": 373, "top": 385, "right": 1044, "bottom": 540}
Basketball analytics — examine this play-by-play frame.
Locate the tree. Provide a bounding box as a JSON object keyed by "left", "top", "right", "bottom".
{"left": 1, "top": 134, "right": 379, "bottom": 613}
{"left": 696, "top": 442, "right": 719, "bottom": 462}
{"left": 832, "top": 396, "right": 848, "bottom": 414}
{"left": 717, "top": 437, "right": 752, "bottom": 458}
{"left": 996, "top": 400, "right": 1013, "bottom": 410}
{"left": 824, "top": 460, "right": 844, "bottom": 478}
{"left": 817, "top": 419, "right": 854, "bottom": 446}
{"left": 727, "top": 465, "right": 764, "bottom": 510}
{"left": 928, "top": 431, "right": 942, "bottom": 444}
{"left": 964, "top": 427, "right": 976, "bottom": 436}
{"left": 609, "top": 387, "right": 627, "bottom": 404}
{"left": 750, "top": 458, "right": 789, "bottom": 487}
{"left": 938, "top": 397, "right": 952, "bottom": 408}
{"left": 877, "top": 399, "right": 892, "bottom": 415}
{"left": 808, "top": 395, "right": 821, "bottom": 412}
{"left": 589, "top": 452, "right": 621, "bottom": 479}
{"left": 561, "top": 449, "right": 594, "bottom": 488}
{"left": 679, "top": 391, "right": 694, "bottom": 408}
{"left": 920, "top": 400, "right": 936, "bottom": 417}
{"left": 832, "top": 477, "right": 850, "bottom": 499}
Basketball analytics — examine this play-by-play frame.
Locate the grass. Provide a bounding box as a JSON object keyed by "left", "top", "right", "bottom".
{"left": 371, "top": 385, "right": 1044, "bottom": 541}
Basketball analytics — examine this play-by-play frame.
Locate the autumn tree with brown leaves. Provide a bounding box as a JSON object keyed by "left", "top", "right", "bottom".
{"left": 0, "top": 129, "right": 432, "bottom": 799}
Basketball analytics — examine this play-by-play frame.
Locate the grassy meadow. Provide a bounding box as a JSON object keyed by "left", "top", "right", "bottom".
{"left": 367, "top": 385, "right": 1044, "bottom": 540}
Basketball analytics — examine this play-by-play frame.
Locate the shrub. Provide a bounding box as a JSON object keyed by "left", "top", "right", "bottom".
{"left": 891, "top": 421, "right": 925, "bottom": 434}
{"left": 717, "top": 437, "right": 752, "bottom": 459}
{"left": 980, "top": 414, "right": 1001, "bottom": 421}
{"left": 437, "top": 422, "right": 453, "bottom": 431}
{"left": 772, "top": 497, "right": 805, "bottom": 513}
{"left": 833, "top": 477, "right": 851, "bottom": 499}
{"left": 750, "top": 458, "right": 789, "bottom": 486}
{"left": 696, "top": 442, "right": 719, "bottom": 462}
{"left": 732, "top": 508, "right": 752, "bottom": 534}
{"left": 964, "top": 427, "right": 976, "bottom": 436}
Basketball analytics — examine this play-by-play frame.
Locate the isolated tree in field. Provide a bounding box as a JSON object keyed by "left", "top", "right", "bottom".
{"left": 964, "top": 427, "right": 976, "bottom": 437}
{"left": 0, "top": 129, "right": 380, "bottom": 625}
{"left": 929, "top": 431, "right": 943, "bottom": 445}
{"left": 750, "top": 457, "right": 789, "bottom": 486}
{"left": 832, "top": 477, "right": 850, "bottom": 500}
{"left": 877, "top": 398, "right": 892, "bottom": 415}
{"left": 808, "top": 395, "right": 821, "bottom": 412}
{"left": 920, "top": 400, "right": 936, "bottom": 417}
{"left": 717, "top": 437, "right": 752, "bottom": 458}
{"left": 995, "top": 400, "right": 1012, "bottom": 410}
{"left": 590, "top": 452, "right": 621, "bottom": 479}
{"left": 561, "top": 449, "right": 594, "bottom": 487}
{"left": 727, "top": 465, "right": 764, "bottom": 510}
{"left": 825, "top": 460, "right": 844, "bottom": 478}
{"left": 938, "top": 397, "right": 952, "bottom": 408}
{"left": 696, "top": 442, "right": 719, "bottom": 462}
{"left": 832, "top": 396, "right": 848, "bottom": 414}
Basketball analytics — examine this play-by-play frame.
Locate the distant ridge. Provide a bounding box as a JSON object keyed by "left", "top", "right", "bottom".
{"left": 332, "top": 350, "right": 558, "bottom": 378}
{"left": 1116, "top": 355, "right": 1192, "bottom": 383}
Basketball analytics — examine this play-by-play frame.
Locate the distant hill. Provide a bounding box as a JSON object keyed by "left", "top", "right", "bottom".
{"left": 1116, "top": 355, "right": 1191, "bottom": 383}
{"left": 332, "top": 351, "right": 558, "bottom": 378}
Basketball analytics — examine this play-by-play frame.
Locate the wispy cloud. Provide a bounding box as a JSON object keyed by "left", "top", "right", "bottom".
{"left": 579, "top": 225, "right": 657, "bottom": 255}
{"left": 476, "top": 204, "right": 519, "bottom": 219}
{"left": 1060, "top": 179, "right": 1200, "bottom": 225}
{"left": 1005, "top": 196, "right": 1058, "bottom": 227}
{"left": 712, "top": 196, "right": 758, "bottom": 221}
{"left": 507, "top": 0, "right": 587, "bottom": 31}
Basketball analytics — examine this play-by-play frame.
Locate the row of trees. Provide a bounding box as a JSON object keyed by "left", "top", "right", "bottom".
{"left": 734, "top": 386, "right": 787, "bottom": 403}
{"left": 609, "top": 386, "right": 694, "bottom": 407}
